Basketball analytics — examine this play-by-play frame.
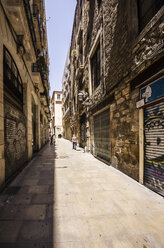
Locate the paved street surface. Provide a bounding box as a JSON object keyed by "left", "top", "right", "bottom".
{"left": 0, "top": 138, "right": 164, "bottom": 248}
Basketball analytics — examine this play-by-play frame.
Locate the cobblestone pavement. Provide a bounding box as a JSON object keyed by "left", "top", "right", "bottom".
{"left": 0, "top": 138, "right": 164, "bottom": 248}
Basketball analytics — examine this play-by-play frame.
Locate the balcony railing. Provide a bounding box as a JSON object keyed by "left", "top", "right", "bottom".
{"left": 79, "top": 53, "right": 84, "bottom": 67}
{"left": 32, "top": 56, "right": 49, "bottom": 106}
{"left": 32, "top": 4, "right": 43, "bottom": 45}
{"left": 63, "top": 107, "right": 70, "bottom": 118}
{"left": 32, "top": 56, "right": 48, "bottom": 73}
{"left": 23, "top": 0, "right": 37, "bottom": 55}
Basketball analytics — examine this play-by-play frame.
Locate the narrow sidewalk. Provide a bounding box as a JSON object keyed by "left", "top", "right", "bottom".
{"left": 0, "top": 143, "right": 55, "bottom": 248}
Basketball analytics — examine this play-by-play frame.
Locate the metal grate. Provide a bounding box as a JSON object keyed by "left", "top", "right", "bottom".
{"left": 144, "top": 101, "right": 164, "bottom": 195}
{"left": 94, "top": 108, "right": 110, "bottom": 162}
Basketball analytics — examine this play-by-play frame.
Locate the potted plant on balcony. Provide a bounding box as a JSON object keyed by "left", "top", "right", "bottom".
{"left": 37, "top": 56, "right": 49, "bottom": 73}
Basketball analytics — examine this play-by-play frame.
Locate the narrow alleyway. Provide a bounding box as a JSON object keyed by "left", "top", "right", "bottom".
{"left": 0, "top": 139, "right": 164, "bottom": 248}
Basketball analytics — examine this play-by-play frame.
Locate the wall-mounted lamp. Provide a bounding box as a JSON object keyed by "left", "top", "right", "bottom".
{"left": 78, "top": 91, "right": 92, "bottom": 106}
{"left": 78, "top": 91, "right": 83, "bottom": 101}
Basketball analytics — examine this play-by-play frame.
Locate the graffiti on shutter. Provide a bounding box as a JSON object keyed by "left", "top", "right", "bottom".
{"left": 144, "top": 101, "right": 164, "bottom": 195}
{"left": 4, "top": 102, "right": 27, "bottom": 180}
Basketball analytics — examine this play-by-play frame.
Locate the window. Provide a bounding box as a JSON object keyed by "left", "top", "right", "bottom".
{"left": 91, "top": 43, "right": 101, "bottom": 90}
{"left": 4, "top": 47, "right": 23, "bottom": 104}
{"left": 138, "top": 0, "right": 163, "bottom": 31}
{"left": 74, "top": 96, "right": 76, "bottom": 112}
{"left": 40, "top": 113, "right": 43, "bottom": 124}
{"left": 57, "top": 94, "right": 60, "bottom": 100}
{"left": 79, "top": 34, "right": 83, "bottom": 66}
{"left": 79, "top": 76, "right": 83, "bottom": 91}
{"left": 97, "top": 0, "right": 102, "bottom": 8}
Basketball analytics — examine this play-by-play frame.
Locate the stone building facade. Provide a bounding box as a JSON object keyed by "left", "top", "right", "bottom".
{"left": 0, "top": 0, "right": 50, "bottom": 189}
{"left": 50, "top": 91, "right": 63, "bottom": 139}
{"left": 62, "top": 49, "right": 72, "bottom": 141}
{"left": 68, "top": 0, "right": 164, "bottom": 195}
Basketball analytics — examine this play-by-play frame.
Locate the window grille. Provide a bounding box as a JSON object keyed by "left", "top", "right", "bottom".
{"left": 3, "top": 47, "right": 23, "bottom": 105}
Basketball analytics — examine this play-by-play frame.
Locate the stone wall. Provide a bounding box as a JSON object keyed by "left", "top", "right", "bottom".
{"left": 104, "top": 1, "right": 164, "bottom": 181}
{"left": 69, "top": 0, "right": 164, "bottom": 182}
{"left": 110, "top": 82, "right": 140, "bottom": 180}
{"left": 104, "top": 0, "right": 135, "bottom": 93}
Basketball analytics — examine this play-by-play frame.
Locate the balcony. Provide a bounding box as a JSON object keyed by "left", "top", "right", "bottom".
{"left": 1, "top": 0, "right": 36, "bottom": 61}
{"left": 79, "top": 53, "right": 84, "bottom": 68}
{"left": 32, "top": 4, "right": 42, "bottom": 50}
{"left": 23, "top": 0, "right": 37, "bottom": 54}
{"left": 32, "top": 56, "right": 49, "bottom": 93}
{"left": 75, "top": 56, "right": 84, "bottom": 79}
{"left": 65, "top": 81, "right": 69, "bottom": 90}
{"left": 63, "top": 107, "right": 70, "bottom": 119}
{"left": 32, "top": 55, "right": 49, "bottom": 74}
{"left": 64, "top": 90, "right": 70, "bottom": 102}
{"left": 77, "top": 25, "right": 83, "bottom": 45}
{"left": 40, "top": 90, "right": 50, "bottom": 110}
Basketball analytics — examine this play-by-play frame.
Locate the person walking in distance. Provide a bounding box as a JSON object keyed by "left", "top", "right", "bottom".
{"left": 72, "top": 134, "right": 77, "bottom": 150}
{"left": 50, "top": 134, "right": 55, "bottom": 145}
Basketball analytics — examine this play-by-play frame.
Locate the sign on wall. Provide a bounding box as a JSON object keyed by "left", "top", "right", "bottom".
{"left": 141, "top": 77, "right": 164, "bottom": 104}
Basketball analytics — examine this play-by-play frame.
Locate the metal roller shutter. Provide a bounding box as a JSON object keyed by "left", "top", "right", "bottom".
{"left": 144, "top": 101, "right": 164, "bottom": 196}
{"left": 94, "top": 108, "right": 110, "bottom": 162}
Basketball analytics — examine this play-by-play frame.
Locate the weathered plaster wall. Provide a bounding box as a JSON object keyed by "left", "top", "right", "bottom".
{"left": 0, "top": 5, "right": 49, "bottom": 188}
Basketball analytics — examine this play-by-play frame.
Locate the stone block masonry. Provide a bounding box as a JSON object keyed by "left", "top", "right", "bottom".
{"left": 110, "top": 80, "right": 140, "bottom": 181}
{"left": 66, "top": 0, "right": 164, "bottom": 189}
